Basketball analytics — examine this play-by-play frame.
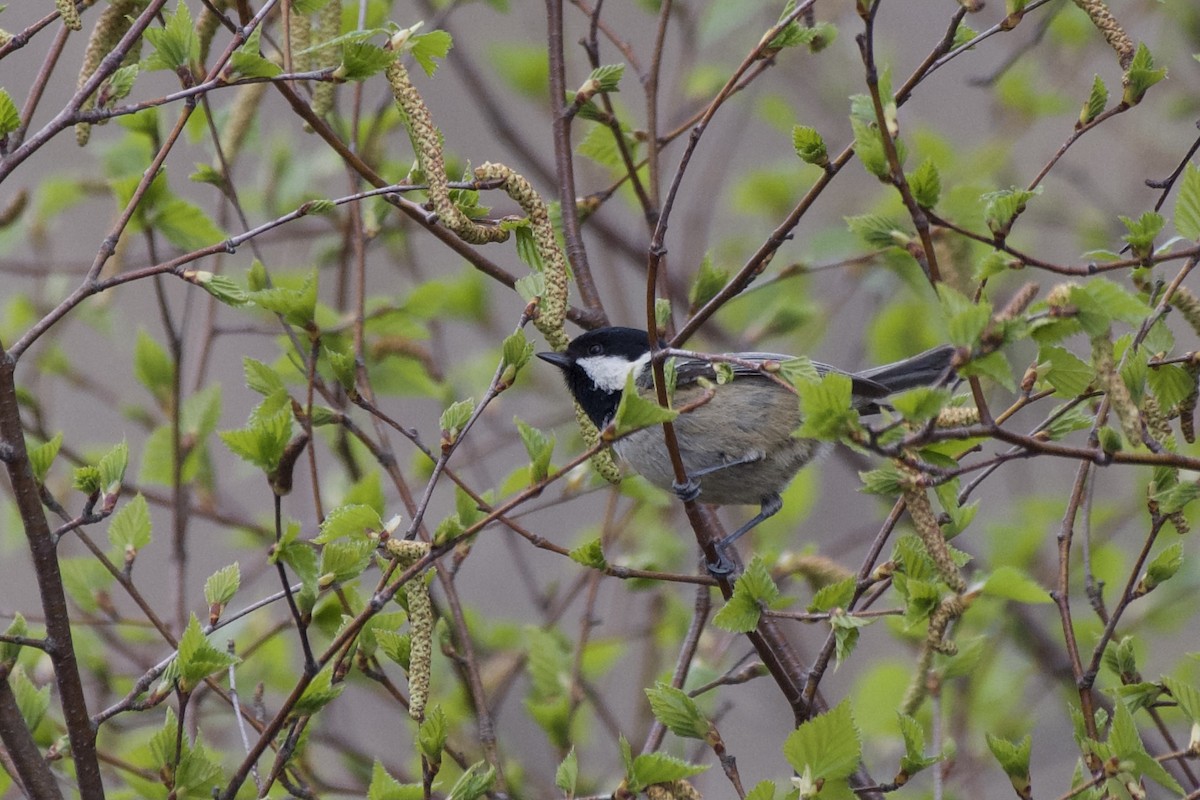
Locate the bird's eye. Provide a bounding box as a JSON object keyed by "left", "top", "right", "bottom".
{"left": 588, "top": 343, "right": 603, "bottom": 356}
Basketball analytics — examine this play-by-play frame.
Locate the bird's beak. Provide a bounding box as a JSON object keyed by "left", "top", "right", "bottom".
{"left": 537, "top": 351, "right": 572, "bottom": 370}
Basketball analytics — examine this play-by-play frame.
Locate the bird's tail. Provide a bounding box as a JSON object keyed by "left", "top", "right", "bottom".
{"left": 858, "top": 345, "right": 957, "bottom": 393}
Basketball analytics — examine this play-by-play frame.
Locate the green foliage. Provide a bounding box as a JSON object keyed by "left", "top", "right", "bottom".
{"left": 612, "top": 371, "right": 678, "bottom": 434}
{"left": 782, "top": 700, "right": 861, "bottom": 800}
{"left": 172, "top": 614, "right": 239, "bottom": 692}
{"left": 713, "top": 556, "right": 785, "bottom": 632}
{"left": 1123, "top": 43, "right": 1167, "bottom": 105}
{"left": 1175, "top": 162, "right": 1200, "bottom": 241}
{"left": 143, "top": 3, "right": 200, "bottom": 72}
{"left": 645, "top": 682, "right": 710, "bottom": 740}
{"left": 203, "top": 563, "right": 240, "bottom": 607}
{"left": 0, "top": 89, "right": 20, "bottom": 136}
{"left": 409, "top": 29, "right": 453, "bottom": 77}
{"left": 1079, "top": 74, "right": 1107, "bottom": 126}
{"left": 796, "top": 372, "right": 858, "bottom": 440}
{"left": 515, "top": 417, "right": 554, "bottom": 482}
{"left": 792, "top": 125, "right": 828, "bottom": 166}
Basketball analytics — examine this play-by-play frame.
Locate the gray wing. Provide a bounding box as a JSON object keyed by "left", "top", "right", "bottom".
{"left": 637, "top": 352, "right": 891, "bottom": 401}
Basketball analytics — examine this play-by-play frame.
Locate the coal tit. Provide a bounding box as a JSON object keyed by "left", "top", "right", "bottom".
{"left": 538, "top": 327, "right": 955, "bottom": 569}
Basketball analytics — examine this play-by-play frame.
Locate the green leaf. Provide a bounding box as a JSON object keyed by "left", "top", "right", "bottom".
{"left": 247, "top": 269, "right": 318, "bottom": 327}
{"left": 203, "top": 563, "right": 240, "bottom": 606}
{"left": 1073, "top": 279, "right": 1152, "bottom": 337}
{"left": 1119, "top": 211, "right": 1164, "bottom": 259}
{"left": 445, "top": 762, "right": 496, "bottom": 800}
{"left": 408, "top": 29, "right": 453, "bottom": 77}
{"left": 108, "top": 493, "right": 152, "bottom": 557}
{"left": 1148, "top": 364, "right": 1193, "bottom": 410}
{"left": 688, "top": 253, "right": 729, "bottom": 311}
{"left": 1175, "top": 162, "right": 1200, "bottom": 241}
{"left": 645, "top": 683, "right": 710, "bottom": 740}
{"left": 501, "top": 330, "right": 535, "bottom": 374}
{"left": 612, "top": 371, "right": 678, "bottom": 434}
{"left": 1123, "top": 43, "right": 1167, "bottom": 106}
{"left": 9, "top": 667, "right": 50, "bottom": 735}
{"left": 782, "top": 700, "right": 862, "bottom": 784}
{"left": 982, "top": 565, "right": 1051, "bottom": 604}
{"left": 367, "top": 761, "right": 423, "bottom": 800}
{"left": 418, "top": 706, "right": 448, "bottom": 763}
{"left": 629, "top": 752, "right": 708, "bottom": 790}
{"left": 1039, "top": 345, "right": 1093, "bottom": 396}
{"left": 219, "top": 407, "right": 292, "bottom": 472}
{"left": 1151, "top": 481, "right": 1200, "bottom": 515}
{"left": 134, "top": 329, "right": 175, "bottom": 406}
{"left": 1109, "top": 701, "right": 1182, "bottom": 793}
{"left": 315, "top": 503, "right": 383, "bottom": 544}
{"left": 713, "top": 556, "right": 780, "bottom": 632}
{"left": 27, "top": 432, "right": 62, "bottom": 484}
{"left": 568, "top": 538, "right": 607, "bottom": 569}
{"left": 292, "top": 667, "right": 346, "bottom": 716}
{"left": 555, "top": 748, "right": 578, "bottom": 794}
{"left": 1161, "top": 676, "right": 1200, "bottom": 724}
{"left": 1079, "top": 74, "right": 1107, "bottom": 126}
{"left": 890, "top": 386, "right": 950, "bottom": 423}
{"left": 792, "top": 125, "right": 828, "bottom": 166}
{"left": 909, "top": 158, "right": 940, "bottom": 209}
{"left": 808, "top": 577, "right": 856, "bottom": 613}
{"left": 338, "top": 41, "right": 396, "bottom": 81}
{"left": 985, "top": 732, "right": 1031, "bottom": 797}
{"left": 745, "top": 781, "right": 779, "bottom": 800}
{"left": 0, "top": 615, "right": 28, "bottom": 668}
{"left": 317, "top": 538, "right": 374, "bottom": 587}
{"left": 143, "top": 2, "right": 200, "bottom": 72}
{"left": 982, "top": 186, "right": 1041, "bottom": 236}
{"left": 440, "top": 398, "right": 475, "bottom": 445}
{"left": 230, "top": 24, "right": 282, "bottom": 78}
{"left": 0, "top": 89, "right": 20, "bottom": 136}
{"left": 584, "top": 63, "right": 624, "bottom": 93}
{"left": 1143, "top": 541, "right": 1183, "bottom": 585}
{"left": 845, "top": 213, "right": 910, "bottom": 249}
{"left": 515, "top": 417, "right": 555, "bottom": 482}
{"left": 175, "top": 614, "right": 238, "bottom": 691}
{"left": 244, "top": 358, "right": 286, "bottom": 396}
{"left": 897, "top": 713, "right": 939, "bottom": 777}
{"left": 796, "top": 372, "right": 858, "bottom": 439}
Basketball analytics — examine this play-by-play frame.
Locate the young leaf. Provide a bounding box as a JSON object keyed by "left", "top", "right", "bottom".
{"left": 1175, "top": 162, "right": 1200, "bottom": 242}
{"left": 611, "top": 371, "right": 678, "bottom": 434}
{"left": 108, "top": 493, "right": 152, "bottom": 558}
{"left": 175, "top": 614, "right": 238, "bottom": 691}
{"left": 143, "top": 2, "right": 200, "bottom": 72}
{"left": 1123, "top": 43, "right": 1167, "bottom": 106}
{"left": 645, "top": 683, "right": 710, "bottom": 740}
{"left": 292, "top": 667, "right": 346, "bottom": 716}
{"left": 796, "top": 372, "right": 858, "bottom": 439}
{"left": 629, "top": 752, "right": 708, "bottom": 790}
{"left": 440, "top": 398, "right": 475, "bottom": 446}
{"left": 910, "top": 158, "right": 941, "bottom": 209}
{"left": 568, "top": 538, "right": 607, "bottom": 570}
{"left": 792, "top": 125, "right": 828, "bottom": 166}
{"left": 687, "top": 253, "right": 729, "bottom": 311}
{"left": 27, "top": 433, "right": 63, "bottom": 484}
{"left": 515, "top": 417, "right": 555, "bottom": 482}
{"left": 555, "top": 748, "right": 579, "bottom": 795}
{"left": 203, "top": 563, "right": 240, "bottom": 606}
{"left": 408, "top": 30, "right": 453, "bottom": 77}
{"left": 315, "top": 503, "right": 383, "bottom": 544}
{"left": 981, "top": 566, "right": 1052, "bottom": 604}
{"left": 985, "top": 732, "right": 1032, "bottom": 798}
{"left": 0, "top": 90, "right": 19, "bottom": 136}
{"left": 713, "top": 556, "right": 780, "bottom": 632}
{"left": 1079, "top": 74, "right": 1107, "bottom": 126}
{"left": 367, "top": 761, "right": 423, "bottom": 800}
{"left": 134, "top": 329, "right": 175, "bottom": 407}
{"left": 782, "top": 700, "right": 862, "bottom": 788}
{"left": 897, "top": 713, "right": 940, "bottom": 777}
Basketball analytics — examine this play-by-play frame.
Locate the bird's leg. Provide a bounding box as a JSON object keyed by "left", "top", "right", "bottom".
{"left": 707, "top": 493, "right": 783, "bottom": 576}
{"left": 670, "top": 450, "right": 765, "bottom": 502}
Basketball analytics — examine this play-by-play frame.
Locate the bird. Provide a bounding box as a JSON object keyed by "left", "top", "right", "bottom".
{"left": 538, "top": 327, "right": 956, "bottom": 572}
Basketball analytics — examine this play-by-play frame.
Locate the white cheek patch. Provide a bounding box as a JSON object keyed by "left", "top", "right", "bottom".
{"left": 578, "top": 352, "right": 650, "bottom": 392}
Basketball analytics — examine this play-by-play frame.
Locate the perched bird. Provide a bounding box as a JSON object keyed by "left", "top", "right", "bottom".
{"left": 538, "top": 327, "right": 955, "bottom": 571}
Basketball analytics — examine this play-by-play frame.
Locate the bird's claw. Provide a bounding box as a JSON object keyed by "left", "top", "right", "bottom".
{"left": 705, "top": 551, "right": 736, "bottom": 578}
{"left": 672, "top": 477, "right": 701, "bottom": 503}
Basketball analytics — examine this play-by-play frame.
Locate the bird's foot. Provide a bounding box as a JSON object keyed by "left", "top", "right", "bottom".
{"left": 672, "top": 477, "right": 701, "bottom": 503}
